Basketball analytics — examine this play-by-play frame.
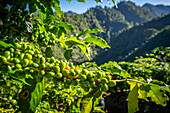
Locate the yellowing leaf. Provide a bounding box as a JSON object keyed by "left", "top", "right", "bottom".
{"left": 147, "top": 85, "right": 169, "bottom": 106}
{"left": 128, "top": 84, "right": 139, "bottom": 113}
{"left": 80, "top": 98, "right": 93, "bottom": 113}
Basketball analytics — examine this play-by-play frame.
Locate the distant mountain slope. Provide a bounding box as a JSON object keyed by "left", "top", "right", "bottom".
{"left": 64, "top": 6, "right": 130, "bottom": 42}
{"left": 142, "top": 3, "right": 170, "bottom": 17}
{"left": 124, "top": 25, "right": 170, "bottom": 61}
{"left": 94, "top": 14, "right": 170, "bottom": 64}
{"left": 117, "top": 1, "right": 154, "bottom": 23}
{"left": 63, "top": 1, "right": 156, "bottom": 42}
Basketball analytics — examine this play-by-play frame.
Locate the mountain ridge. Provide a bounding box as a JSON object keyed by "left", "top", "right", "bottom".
{"left": 94, "top": 13, "right": 170, "bottom": 64}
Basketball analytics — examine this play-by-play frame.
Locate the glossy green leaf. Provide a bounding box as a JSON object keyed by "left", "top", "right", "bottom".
{"left": 83, "top": 36, "right": 110, "bottom": 48}
{"left": 77, "top": 44, "right": 91, "bottom": 60}
{"left": 147, "top": 84, "right": 169, "bottom": 106}
{"left": 34, "top": 4, "right": 46, "bottom": 20}
{"left": 0, "top": 79, "right": 6, "bottom": 86}
{"left": 33, "top": 17, "right": 44, "bottom": 24}
{"left": 64, "top": 49, "right": 73, "bottom": 60}
{"left": 100, "top": 61, "right": 119, "bottom": 69}
{"left": 95, "top": 0, "right": 103, "bottom": 3}
{"left": 58, "top": 22, "right": 74, "bottom": 32}
{"left": 128, "top": 84, "right": 139, "bottom": 113}
{"left": 112, "top": 0, "right": 118, "bottom": 8}
{"left": 80, "top": 88, "right": 103, "bottom": 113}
{"left": 77, "top": 29, "right": 104, "bottom": 38}
{"left": 53, "top": 0, "right": 64, "bottom": 17}
{"left": 9, "top": 74, "right": 30, "bottom": 86}
{"left": 66, "top": 0, "right": 71, "bottom": 3}
{"left": 120, "top": 70, "right": 131, "bottom": 78}
{"left": 30, "top": 77, "right": 46, "bottom": 112}
{"left": 45, "top": 46, "right": 53, "bottom": 58}
{"left": 58, "top": 27, "right": 66, "bottom": 38}
{"left": 77, "top": 0, "right": 85, "bottom": 3}
{"left": 0, "top": 41, "right": 13, "bottom": 48}
{"left": 18, "top": 77, "right": 37, "bottom": 112}
{"left": 66, "top": 36, "right": 83, "bottom": 45}
{"left": 161, "top": 86, "right": 170, "bottom": 93}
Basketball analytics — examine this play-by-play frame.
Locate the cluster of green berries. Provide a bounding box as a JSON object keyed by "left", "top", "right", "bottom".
{"left": 0, "top": 42, "right": 117, "bottom": 92}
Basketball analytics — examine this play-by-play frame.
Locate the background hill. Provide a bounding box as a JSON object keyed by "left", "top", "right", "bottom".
{"left": 116, "top": 1, "right": 154, "bottom": 23}
{"left": 124, "top": 25, "right": 170, "bottom": 61}
{"left": 94, "top": 14, "right": 170, "bottom": 64}
{"left": 142, "top": 3, "right": 170, "bottom": 17}
{"left": 63, "top": 1, "right": 157, "bottom": 42}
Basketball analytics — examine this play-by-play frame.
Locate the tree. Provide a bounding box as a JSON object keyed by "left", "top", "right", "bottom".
{"left": 0, "top": 0, "right": 169, "bottom": 112}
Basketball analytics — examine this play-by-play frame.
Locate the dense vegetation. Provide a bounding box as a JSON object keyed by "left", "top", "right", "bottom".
{"left": 0, "top": 0, "right": 170, "bottom": 113}
{"left": 95, "top": 14, "right": 170, "bottom": 64}
{"left": 107, "top": 47, "right": 170, "bottom": 113}
{"left": 142, "top": 3, "right": 170, "bottom": 17}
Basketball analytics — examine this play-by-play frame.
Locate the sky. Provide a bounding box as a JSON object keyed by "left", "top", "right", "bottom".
{"left": 60, "top": 0, "right": 170, "bottom": 14}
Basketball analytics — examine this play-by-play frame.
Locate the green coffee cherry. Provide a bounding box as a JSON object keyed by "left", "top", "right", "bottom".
{"left": 69, "top": 69, "right": 76, "bottom": 76}
{"left": 9, "top": 48, "right": 14, "bottom": 53}
{"left": 25, "top": 53, "right": 32, "bottom": 60}
{"left": 13, "top": 58, "right": 20, "bottom": 64}
{"left": 14, "top": 51, "right": 21, "bottom": 56}
{"left": 48, "top": 71, "right": 55, "bottom": 77}
{"left": 103, "top": 84, "right": 109, "bottom": 92}
{"left": 53, "top": 65, "right": 60, "bottom": 73}
{"left": 69, "top": 62, "right": 74, "bottom": 69}
{"left": 101, "top": 78, "right": 108, "bottom": 84}
{"left": 14, "top": 43, "right": 21, "bottom": 49}
{"left": 62, "top": 69, "right": 70, "bottom": 76}
{"left": 59, "top": 61, "right": 66, "bottom": 70}
{"left": 39, "top": 70, "right": 46, "bottom": 76}
{"left": 27, "top": 50, "right": 34, "bottom": 55}
{"left": 4, "top": 51, "right": 10, "bottom": 57}
{"left": 79, "top": 74, "right": 87, "bottom": 80}
{"left": 96, "top": 71, "right": 103, "bottom": 78}
{"left": 75, "top": 68, "right": 81, "bottom": 75}
{"left": 55, "top": 73, "right": 62, "bottom": 78}
{"left": 108, "top": 80, "right": 116, "bottom": 87}
{"left": 0, "top": 56, "right": 7, "bottom": 63}
{"left": 45, "top": 64, "right": 53, "bottom": 70}
{"left": 19, "top": 53, "right": 25, "bottom": 60}
{"left": 32, "top": 63, "right": 39, "bottom": 68}
{"left": 106, "top": 75, "right": 112, "bottom": 81}
{"left": 22, "top": 44, "right": 27, "bottom": 50}
{"left": 40, "top": 57, "right": 46, "bottom": 64}
{"left": 82, "top": 69, "right": 88, "bottom": 75}
{"left": 22, "top": 59, "right": 29, "bottom": 67}
{"left": 16, "top": 64, "right": 22, "bottom": 69}
{"left": 87, "top": 72, "right": 93, "bottom": 78}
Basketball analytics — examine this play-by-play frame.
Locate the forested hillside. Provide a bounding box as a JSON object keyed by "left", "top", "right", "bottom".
{"left": 95, "top": 14, "right": 170, "bottom": 64}
{"left": 124, "top": 25, "right": 170, "bottom": 61}
{"left": 143, "top": 3, "right": 170, "bottom": 17}
{"left": 63, "top": 5, "right": 130, "bottom": 43}
{"left": 63, "top": 1, "right": 156, "bottom": 42}
{"left": 116, "top": 1, "right": 154, "bottom": 23}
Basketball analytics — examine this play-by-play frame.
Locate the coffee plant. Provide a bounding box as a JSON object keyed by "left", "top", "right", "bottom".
{"left": 0, "top": 0, "right": 170, "bottom": 113}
